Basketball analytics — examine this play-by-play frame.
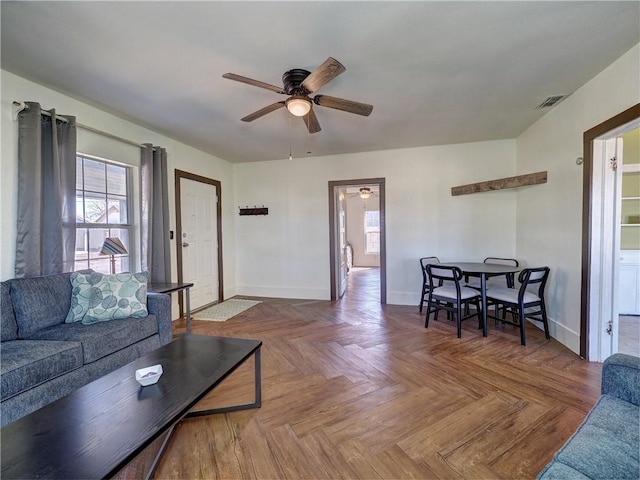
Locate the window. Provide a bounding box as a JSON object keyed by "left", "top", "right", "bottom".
{"left": 364, "top": 210, "right": 380, "bottom": 254}
{"left": 75, "top": 154, "right": 132, "bottom": 273}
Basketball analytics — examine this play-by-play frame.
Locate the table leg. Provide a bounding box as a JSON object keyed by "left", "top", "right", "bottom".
{"left": 185, "top": 287, "right": 191, "bottom": 333}
{"left": 254, "top": 347, "right": 262, "bottom": 408}
{"left": 481, "top": 274, "right": 488, "bottom": 337}
{"left": 185, "top": 346, "right": 262, "bottom": 417}
{"left": 145, "top": 426, "right": 175, "bottom": 480}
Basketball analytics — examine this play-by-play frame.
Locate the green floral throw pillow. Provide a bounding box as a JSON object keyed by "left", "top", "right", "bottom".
{"left": 65, "top": 271, "right": 105, "bottom": 323}
{"left": 81, "top": 271, "right": 149, "bottom": 324}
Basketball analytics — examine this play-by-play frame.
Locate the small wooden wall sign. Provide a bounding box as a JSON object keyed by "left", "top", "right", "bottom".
{"left": 451, "top": 171, "right": 547, "bottom": 196}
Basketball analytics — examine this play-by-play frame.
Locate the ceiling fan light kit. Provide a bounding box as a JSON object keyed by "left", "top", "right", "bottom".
{"left": 285, "top": 96, "right": 312, "bottom": 117}
{"left": 223, "top": 57, "right": 373, "bottom": 135}
{"left": 359, "top": 187, "right": 372, "bottom": 199}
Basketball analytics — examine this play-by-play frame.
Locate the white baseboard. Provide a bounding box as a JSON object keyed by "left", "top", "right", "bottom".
{"left": 235, "top": 285, "right": 330, "bottom": 300}
{"left": 529, "top": 316, "right": 580, "bottom": 355}
{"left": 223, "top": 286, "right": 237, "bottom": 300}
{"left": 387, "top": 291, "right": 420, "bottom": 306}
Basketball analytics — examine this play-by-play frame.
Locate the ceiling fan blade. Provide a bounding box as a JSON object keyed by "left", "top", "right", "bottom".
{"left": 241, "top": 102, "right": 285, "bottom": 122}
{"left": 301, "top": 57, "right": 346, "bottom": 93}
{"left": 314, "top": 95, "right": 373, "bottom": 117}
{"left": 223, "top": 73, "right": 286, "bottom": 94}
{"left": 303, "top": 108, "right": 321, "bottom": 134}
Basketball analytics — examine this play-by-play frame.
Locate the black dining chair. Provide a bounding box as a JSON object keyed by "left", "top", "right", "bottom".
{"left": 486, "top": 266, "right": 550, "bottom": 346}
{"left": 419, "top": 256, "right": 440, "bottom": 313}
{"left": 425, "top": 264, "right": 482, "bottom": 338}
{"left": 465, "top": 257, "right": 519, "bottom": 289}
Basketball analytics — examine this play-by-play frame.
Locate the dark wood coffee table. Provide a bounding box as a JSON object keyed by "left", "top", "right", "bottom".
{"left": 1, "top": 334, "right": 262, "bottom": 479}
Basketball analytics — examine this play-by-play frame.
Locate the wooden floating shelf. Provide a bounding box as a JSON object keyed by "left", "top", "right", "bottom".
{"left": 451, "top": 171, "right": 547, "bottom": 196}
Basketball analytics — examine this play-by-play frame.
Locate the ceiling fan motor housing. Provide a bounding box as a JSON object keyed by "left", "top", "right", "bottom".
{"left": 283, "top": 69, "right": 311, "bottom": 95}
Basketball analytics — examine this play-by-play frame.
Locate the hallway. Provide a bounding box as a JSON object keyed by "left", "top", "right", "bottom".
{"left": 342, "top": 267, "right": 380, "bottom": 307}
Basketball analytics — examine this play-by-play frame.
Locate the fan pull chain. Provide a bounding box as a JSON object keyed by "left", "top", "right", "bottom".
{"left": 306, "top": 114, "right": 311, "bottom": 156}
{"left": 289, "top": 114, "right": 293, "bottom": 161}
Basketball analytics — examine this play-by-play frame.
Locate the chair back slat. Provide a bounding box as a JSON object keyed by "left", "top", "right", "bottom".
{"left": 420, "top": 257, "right": 440, "bottom": 281}
{"left": 484, "top": 257, "right": 519, "bottom": 267}
{"left": 427, "top": 265, "right": 462, "bottom": 283}
{"left": 420, "top": 257, "right": 440, "bottom": 270}
{"left": 527, "top": 270, "right": 546, "bottom": 281}
{"left": 518, "top": 266, "right": 550, "bottom": 298}
{"left": 484, "top": 257, "right": 518, "bottom": 287}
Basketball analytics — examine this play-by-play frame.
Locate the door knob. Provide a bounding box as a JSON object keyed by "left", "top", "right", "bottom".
{"left": 182, "top": 242, "right": 190, "bottom": 247}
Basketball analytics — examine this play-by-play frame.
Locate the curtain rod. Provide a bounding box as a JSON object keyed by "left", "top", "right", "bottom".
{"left": 12, "top": 101, "right": 145, "bottom": 148}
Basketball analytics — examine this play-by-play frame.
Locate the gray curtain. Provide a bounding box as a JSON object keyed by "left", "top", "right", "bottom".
{"left": 15, "top": 102, "right": 77, "bottom": 277}
{"left": 140, "top": 144, "right": 171, "bottom": 283}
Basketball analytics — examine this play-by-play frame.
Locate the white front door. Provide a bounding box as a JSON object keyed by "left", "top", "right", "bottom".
{"left": 180, "top": 178, "right": 219, "bottom": 310}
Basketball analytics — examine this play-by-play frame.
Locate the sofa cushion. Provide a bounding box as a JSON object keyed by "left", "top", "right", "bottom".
{"left": 553, "top": 394, "right": 640, "bottom": 480}
{"left": 0, "top": 335, "right": 162, "bottom": 428}
{"left": 602, "top": 353, "right": 640, "bottom": 406}
{"left": 82, "top": 271, "right": 149, "bottom": 324}
{"left": 27, "top": 314, "right": 159, "bottom": 364}
{"left": 9, "top": 272, "right": 75, "bottom": 338}
{"left": 1, "top": 282, "right": 18, "bottom": 341}
{"left": 537, "top": 461, "right": 591, "bottom": 479}
{"left": 1, "top": 339, "right": 83, "bottom": 401}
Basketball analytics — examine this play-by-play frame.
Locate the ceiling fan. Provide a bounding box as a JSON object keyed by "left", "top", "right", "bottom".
{"left": 348, "top": 187, "right": 378, "bottom": 200}
{"left": 223, "top": 57, "right": 373, "bottom": 134}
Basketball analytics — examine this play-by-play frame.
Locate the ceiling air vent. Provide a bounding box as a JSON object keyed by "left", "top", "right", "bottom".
{"left": 536, "top": 94, "right": 570, "bottom": 109}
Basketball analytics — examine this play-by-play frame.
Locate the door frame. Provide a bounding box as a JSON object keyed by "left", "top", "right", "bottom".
{"left": 580, "top": 103, "right": 640, "bottom": 359}
{"left": 175, "top": 170, "right": 224, "bottom": 316}
{"left": 328, "top": 177, "right": 386, "bottom": 304}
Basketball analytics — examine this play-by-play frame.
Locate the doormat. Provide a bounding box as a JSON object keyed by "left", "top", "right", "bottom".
{"left": 193, "top": 299, "right": 261, "bottom": 322}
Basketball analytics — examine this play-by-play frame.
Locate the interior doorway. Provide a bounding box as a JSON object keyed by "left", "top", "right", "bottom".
{"left": 328, "top": 178, "right": 386, "bottom": 304}
{"left": 581, "top": 104, "right": 640, "bottom": 361}
{"left": 175, "top": 170, "right": 223, "bottom": 317}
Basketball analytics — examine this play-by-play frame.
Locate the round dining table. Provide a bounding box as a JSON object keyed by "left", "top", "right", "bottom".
{"left": 440, "top": 262, "right": 522, "bottom": 337}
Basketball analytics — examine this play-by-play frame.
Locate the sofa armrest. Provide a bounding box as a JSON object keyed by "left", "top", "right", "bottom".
{"left": 601, "top": 353, "right": 640, "bottom": 406}
{"left": 146, "top": 293, "right": 172, "bottom": 345}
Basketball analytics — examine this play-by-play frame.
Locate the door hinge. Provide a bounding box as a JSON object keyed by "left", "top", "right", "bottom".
{"left": 609, "top": 156, "right": 618, "bottom": 171}
{"left": 606, "top": 319, "right": 613, "bottom": 335}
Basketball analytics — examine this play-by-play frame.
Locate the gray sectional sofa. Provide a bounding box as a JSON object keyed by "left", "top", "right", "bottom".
{"left": 537, "top": 353, "right": 640, "bottom": 479}
{"left": 1, "top": 270, "right": 172, "bottom": 427}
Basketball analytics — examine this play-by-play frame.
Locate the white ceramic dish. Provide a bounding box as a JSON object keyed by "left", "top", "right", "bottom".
{"left": 135, "top": 364, "right": 163, "bottom": 386}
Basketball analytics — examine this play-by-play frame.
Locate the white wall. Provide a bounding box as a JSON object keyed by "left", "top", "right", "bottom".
{"left": 0, "top": 71, "right": 237, "bottom": 311}
{"left": 516, "top": 43, "right": 640, "bottom": 354}
{"left": 233, "top": 140, "right": 517, "bottom": 304}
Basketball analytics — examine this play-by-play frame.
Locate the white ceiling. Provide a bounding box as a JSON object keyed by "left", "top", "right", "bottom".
{"left": 2, "top": 1, "right": 638, "bottom": 163}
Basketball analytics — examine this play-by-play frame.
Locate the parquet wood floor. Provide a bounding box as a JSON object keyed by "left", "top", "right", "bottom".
{"left": 134, "top": 268, "right": 602, "bottom": 479}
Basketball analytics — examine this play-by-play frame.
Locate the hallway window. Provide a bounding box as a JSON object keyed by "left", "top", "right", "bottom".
{"left": 364, "top": 210, "right": 380, "bottom": 254}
